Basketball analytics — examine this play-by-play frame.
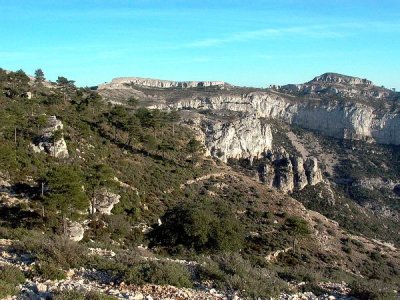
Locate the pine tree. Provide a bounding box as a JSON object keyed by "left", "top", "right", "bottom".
{"left": 43, "top": 166, "right": 88, "bottom": 234}
{"left": 34, "top": 68, "right": 45, "bottom": 83}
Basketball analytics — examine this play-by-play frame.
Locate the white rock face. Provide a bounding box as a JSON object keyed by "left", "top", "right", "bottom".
{"left": 313, "top": 73, "right": 372, "bottom": 86}
{"left": 202, "top": 117, "right": 272, "bottom": 163}
{"left": 98, "top": 77, "right": 229, "bottom": 89}
{"left": 258, "top": 149, "right": 323, "bottom": 193}
{"left": 292, "top": 157, "right": 308, "bottom": 190}
{"left": 164, "top": 92, "right": 400, "bottom": 145}
{"left": 30, "top": 116, "right": 69, "bottom": 158}
{"left": 304, "top": 157, "right": 323, "bottom": 186}
{"left": 66, "top": 221, "right": 84, "bottom": 242}
{"left": 91, "top": 189, "right": 121, "bottom": 215}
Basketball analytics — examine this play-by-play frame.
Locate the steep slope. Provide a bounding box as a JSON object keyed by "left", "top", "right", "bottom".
{"left": 0, "top": 68, "right": 399, "bottom": 299}
{"left": 98, "top": 73, "right": 400, "bottom": 244}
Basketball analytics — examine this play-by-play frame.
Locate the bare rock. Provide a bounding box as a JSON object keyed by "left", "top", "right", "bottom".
{"left": 90, "top": 189, "right": 121, "bottom": 215}
{"left": 202, "top": 116, "right": 272, "bottom": 163}
{"left": 305, "top": 157, "right": 323, "bottom": 186}
{"left": 30, "top": 116, "right": 69, "bottom": 159}
{"left": 98, "top": 77, "right": 230, "bottom": 90}
{"left": 66, "top": 221, "right": 84, "bottom": 242}
{"left": 258, "top": 150, "right": 323, "bottom": 193}
{"left": 273, "top": 155, "right": 294, "bottom": 192}
{"left": 292, "top": 156, "right": 308, "bottom": 190}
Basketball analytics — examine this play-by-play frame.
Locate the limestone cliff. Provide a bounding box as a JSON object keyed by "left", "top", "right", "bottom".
{"left": 258, "top": 149, "right": 323, "bottom": 193}
{"left": 162, "top": 91, "right": 400, "bottom": 146}
{"left": 97, "top": 73, "right": 400, "bottom": 146}
{"left": 98, "top": 77, "right": 230, "bottom": 90}
{"left": 201, "top": 117, "right": 272, "bottom": 163}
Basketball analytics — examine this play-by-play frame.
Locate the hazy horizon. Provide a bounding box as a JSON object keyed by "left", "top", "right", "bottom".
{"left": 1, "top": 0, "right": 399, "bottom": 89}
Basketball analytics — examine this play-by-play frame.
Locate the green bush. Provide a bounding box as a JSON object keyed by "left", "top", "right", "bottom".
{"left": 284, "top": 216, "right": 312, "bottom": 236}
{"left": 15, "top": 233, "right": 88, "bottom": 270}
{"left": 342, "top": 245, "right": 352, "bottom": 254}
{"left": 123, "top": 260, "right": 193, "bottom": 288}
{"left": 53, "top": 290, "right": 86, "bottom": 300}
{"left": 349, "top": 279, "right": 397, "bottom": 300}
{"left": 150, "top": 200, "right": 244, "bottom": 253}
{"left": 199, "top": 253, "right": 286, "bottom": 298}
{"left": 0, "top": 265, "right": 25, "bottom": 285}
{"left": 0, "top": 281, "right": 19, "bottom": 298}
{"left": 0, "top": 265, "right": 26, "bottom": 298}
{"left": 53, "top": 290, "right": 118, "bottom": 300}
{"left": 34, "top": 261, "right": 66, "bottom": 280}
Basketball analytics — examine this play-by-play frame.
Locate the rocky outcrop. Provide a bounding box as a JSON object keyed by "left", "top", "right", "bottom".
{"left": 201, "top": 116, "right": 272, "bottom": 163}
{"left": 305, "top": 157, "right": 323, "bottom": 186}
{"left": 279, "top": 73, "right": 392, "bottom": 99}
{"left": 91, "top": 189, "right": 121, "bottom": 215}
{"left": 98, "top": 77, "right": 230, "bottom": 90}
{"left": 292, "top": 157, "right": 308, "bottom": 190}
{"left": 257, "top": 149, "right": 323, "bottom": 193}
{"left": 66, "top": 221, "right": 84, "bottom": 242}
{"left": 30, "top": 116, "right": 69, "bottom": 158}
{"left": 273, "top": 156, "right": 295, "bottom": 192}
{"left": 312, "top": 73, "right": 373, "bottom": 86}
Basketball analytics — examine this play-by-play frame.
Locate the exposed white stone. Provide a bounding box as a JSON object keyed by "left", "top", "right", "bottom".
{"left": 161, "top": 91, "right": 400, "bottom": 146}
{"left": 91, "top": 189, "right": 121, "bottom": 215}
{"left": 98, "top": 77, "right": 229, "bottom": 89}
{"left": 292, "top": 156, "right": 308, "bottom": 190}
{"left": 30, "top": 115, "right": 69, "bottom": 158}
{"left": 305, "top": 157, "right": 323, "bottom": 186}
{"left": 66, "top": 221, "right": 84, "bottom": 242}
{"left": 202, "top": 117, "right": 272, "bottom": 163}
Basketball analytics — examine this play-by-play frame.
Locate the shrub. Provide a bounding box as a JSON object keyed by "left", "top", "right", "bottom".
{"left": 123, "top": 261, "right": 193, "bottom": 288}
{"left": 15, "top": 232, "right": 88, "bottom": 270}
{"left": 349, "top": 279, "right": 397, "bottom": 300}
{"left": 199, "top": 253, "right": 286, "bottom": 298}
{"left": 150, "top": 200, "right": 244, "bottom": 253}
{"left": 53, "top": 290, "right": 85, "bottom": 300}
{"left": 34, "top": 261, "right": 66, "bottom": 280}
{"left": 84, "top": 291, "right": 118, "bottom": 300}
{"left": 342, "top": 245, "right": 352, "bottom": 254}
{"left": 53, "top": 290, "right": 118, "bottom": 300}
{"left": 0, "top": 281, "right": 19, "bottom": 298}
{"left": 0, "top": 265, "right": 26, "bottom": 298}
{"left": 0, "top": 265, "right": 25, "bottom": 285}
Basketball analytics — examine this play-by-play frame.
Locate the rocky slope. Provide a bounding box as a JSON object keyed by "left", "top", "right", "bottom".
{"left": 97, "top": 72, "right": 400, "bottom": 230}
{"left": 1, "top": 68, "right": 400, "bottom": 299}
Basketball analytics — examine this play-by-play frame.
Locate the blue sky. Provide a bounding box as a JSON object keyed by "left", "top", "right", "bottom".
{"left": 1, "top": 0, "right": 399, "bottom": 89}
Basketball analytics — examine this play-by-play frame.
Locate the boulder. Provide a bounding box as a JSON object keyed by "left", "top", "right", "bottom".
{"left": 66, "top": 221, "right": 84, "bottom": 242}
{"left": 91, "top": 189, "right": 121, "bottom": 215}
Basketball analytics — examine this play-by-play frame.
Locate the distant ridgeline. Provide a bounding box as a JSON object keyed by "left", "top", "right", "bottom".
{"left": 97, "top": 77, "right": 231, "bottom": 90}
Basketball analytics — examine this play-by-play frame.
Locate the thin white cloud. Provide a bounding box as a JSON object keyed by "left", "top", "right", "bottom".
{"left": 183, "top": 21, "right": 400, "bottom": 49}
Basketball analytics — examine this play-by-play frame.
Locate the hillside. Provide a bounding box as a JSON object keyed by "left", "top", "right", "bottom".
{"left": 0, "top": 68, "right": 399, "bottom": 299}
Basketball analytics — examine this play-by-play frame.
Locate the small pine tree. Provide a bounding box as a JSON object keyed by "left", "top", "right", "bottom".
{"left": 34, "top": 68, "right": 45, "bottom": 83}
{"left": 43, "top": 166, "right": 88, "bottom": 234}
